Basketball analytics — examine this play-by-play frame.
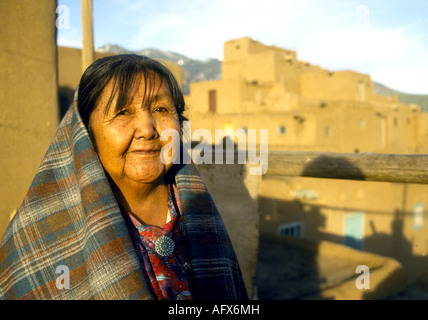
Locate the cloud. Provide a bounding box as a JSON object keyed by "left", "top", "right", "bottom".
{"left": 372, "top": 65, "right": 428, "bottom": 94}
{"left": 127, "top": 0, "right": 337, "bottom": 59}
{"left": 57, "top": 0, "right": 427, "bottom": 93}
{"left": 295, "top": 25, "right": 428, "bottom": 93}
{"left": 298, "top": 27, "right": 415, "bottom": 67}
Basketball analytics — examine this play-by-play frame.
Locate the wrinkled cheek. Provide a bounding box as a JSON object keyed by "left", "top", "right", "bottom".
{"left": 94, "top": 139, "right": 127, "bottom": 177}
{"left": 98, "top": 153, "right": 125, "bottom": 180}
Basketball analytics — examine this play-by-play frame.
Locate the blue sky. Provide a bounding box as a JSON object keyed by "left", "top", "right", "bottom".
{"left": 57, "top": 0, "right": 428, "bottom": 94}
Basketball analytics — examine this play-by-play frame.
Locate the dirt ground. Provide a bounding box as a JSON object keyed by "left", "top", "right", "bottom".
{"left": 385, "top": 284, "right": 428, "bottom": 300}
{"left": 253, "top": 236, "right": 428, "bottom": 300}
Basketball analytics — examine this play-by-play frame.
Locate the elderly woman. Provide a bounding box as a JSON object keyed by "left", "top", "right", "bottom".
{"left": 0, "top": 55, "right": 248, "bottom": 300}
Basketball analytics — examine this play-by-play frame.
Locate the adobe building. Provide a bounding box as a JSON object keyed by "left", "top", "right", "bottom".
{"left": 186, "top": 37, "right": 427, "bottom": 154}
{"left": 186, "top": 37, "right": 428, "bottom": 289}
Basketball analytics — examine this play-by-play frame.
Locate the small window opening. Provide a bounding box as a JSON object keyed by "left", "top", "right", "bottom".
{"left": 208, "top": 90, "right": 216, "bottom": 113}
{"left": 277, "top": 222, "right": 305, "bottom": 238}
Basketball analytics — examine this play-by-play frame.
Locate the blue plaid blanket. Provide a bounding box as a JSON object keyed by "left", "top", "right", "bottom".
{"left": 0, "top": 102, "right": 247, "bottom": 300}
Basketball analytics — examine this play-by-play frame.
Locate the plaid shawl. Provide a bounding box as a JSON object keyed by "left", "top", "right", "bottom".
{"left": 0, "top": 102, "right": 248, "bottom": 300}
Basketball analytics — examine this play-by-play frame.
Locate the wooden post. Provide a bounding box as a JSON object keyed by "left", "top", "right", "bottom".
{"left": 265, "top": 151, "right": 428, "bottom": 185}
{"left": 194, "top": 148, "right": 428, "bottom": 184}
{"left": 81, "top": 0, "right": 95, "bottom": 73}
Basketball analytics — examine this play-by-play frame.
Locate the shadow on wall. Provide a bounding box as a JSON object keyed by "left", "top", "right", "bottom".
{"left": 58, "top": 86, "right": 75, "bottom": 120}
{"left": 254, "top": 156, "right": 365, "bottom": 299}
{"left": 363, "top": 196, "right": 428, "bottom": 298}
{"left": 255, "top": 197, "right": 330, "bottom": 299}
{"left": 254, "top": 155, "right": 427, "bottom": 299}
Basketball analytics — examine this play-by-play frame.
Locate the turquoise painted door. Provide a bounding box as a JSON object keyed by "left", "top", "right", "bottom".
{"left": 413, "top": 203, "right": 424, "bottom": 231}
{"left": 343, "top": 212, "right": 365, "bottom": 250}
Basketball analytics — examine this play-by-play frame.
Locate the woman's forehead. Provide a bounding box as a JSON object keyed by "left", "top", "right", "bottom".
{"left": 133, "top": 76, "right": 172, "bottom": 101}
{"left": 99, "top": 72, "right": 172, "bottom": 110}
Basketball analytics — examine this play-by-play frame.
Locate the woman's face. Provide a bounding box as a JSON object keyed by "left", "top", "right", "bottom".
{"left": 89, "top": 74, "right": 180, "bottom": 188}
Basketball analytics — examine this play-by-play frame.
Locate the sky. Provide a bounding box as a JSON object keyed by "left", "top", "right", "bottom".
{"left": 57, "top": 0, "right": 428, "bottom": 94}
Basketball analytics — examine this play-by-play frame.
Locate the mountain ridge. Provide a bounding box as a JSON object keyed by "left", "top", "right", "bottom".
{"left": 97, "top": 43, "right": 221, "bottom": 95}
{"left": 97, "top": 43, "right": 427, "bottom": 111}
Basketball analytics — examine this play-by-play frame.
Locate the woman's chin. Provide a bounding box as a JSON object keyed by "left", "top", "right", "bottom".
{"left": 125, "top": 164, "right": 166, "bottom": 185}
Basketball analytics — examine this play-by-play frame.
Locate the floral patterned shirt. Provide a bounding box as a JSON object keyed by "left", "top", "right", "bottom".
{"left": 123, "top": 184, "right": 192, "bottom": 300}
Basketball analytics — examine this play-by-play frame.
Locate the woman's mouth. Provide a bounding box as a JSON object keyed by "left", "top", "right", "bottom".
{"left": 127, "top": 149, "right": 161, "bottom": 157}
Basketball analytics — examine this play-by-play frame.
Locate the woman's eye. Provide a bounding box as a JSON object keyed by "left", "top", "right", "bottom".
{"left": 116, "top": 109, "right": 128, "bottom": 116}
{"left": 154, "top": 106, "right": 168, "bottom": 113}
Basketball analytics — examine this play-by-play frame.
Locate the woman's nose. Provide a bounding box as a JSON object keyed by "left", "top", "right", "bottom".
{"left": 134, "top": 110, "right": 158, "bottom": 140}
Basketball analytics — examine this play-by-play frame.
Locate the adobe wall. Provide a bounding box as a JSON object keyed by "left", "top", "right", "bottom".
{"left": 222, "top": 37, "right": 307, "bottom": 94}
{"left": 418, "top": 114, "right": 428, "bottom": 153}
{"left": 185, "top": 100, "right": 421, "bottom": 154}
{"left": 187, "top": 79, "right": 242, "bottom": 114}
{"left": 300, "top": 70, "right": 373, "bottom": 102}
{"left": 259, "top": 176, "right": 428, "bottom": 286}
{"left": 0, "top": 0, "right": 59, "bottom": 237}
{"left": 196, "top": 160, "right": 261, "bottom": 298}
{"left": 58, "top": 46, "right": 113, "bottom": 93}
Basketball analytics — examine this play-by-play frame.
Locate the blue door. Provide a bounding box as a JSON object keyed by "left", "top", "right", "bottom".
{"left": 343, "top": 212, "right": 365, "bottom": 250}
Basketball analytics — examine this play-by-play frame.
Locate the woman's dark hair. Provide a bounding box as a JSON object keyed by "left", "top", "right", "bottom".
{"left": 77, "top": 54, "right": 187, "bottom": 130}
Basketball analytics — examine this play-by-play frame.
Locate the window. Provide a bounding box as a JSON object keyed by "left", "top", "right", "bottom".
{"left": 278, "top": 125, "right": 286, "bottom": 135}
{"left": 359, "top": 80, "right": 366, "bottom": 101}
{"left": 208, "top": 90, "right": 216, "bottom": 113}
{"left": 277, "top": 222, "right": 304, "bottom": 238}
{"left": 325, "top": 126, "right": 330, "bottom": 137}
